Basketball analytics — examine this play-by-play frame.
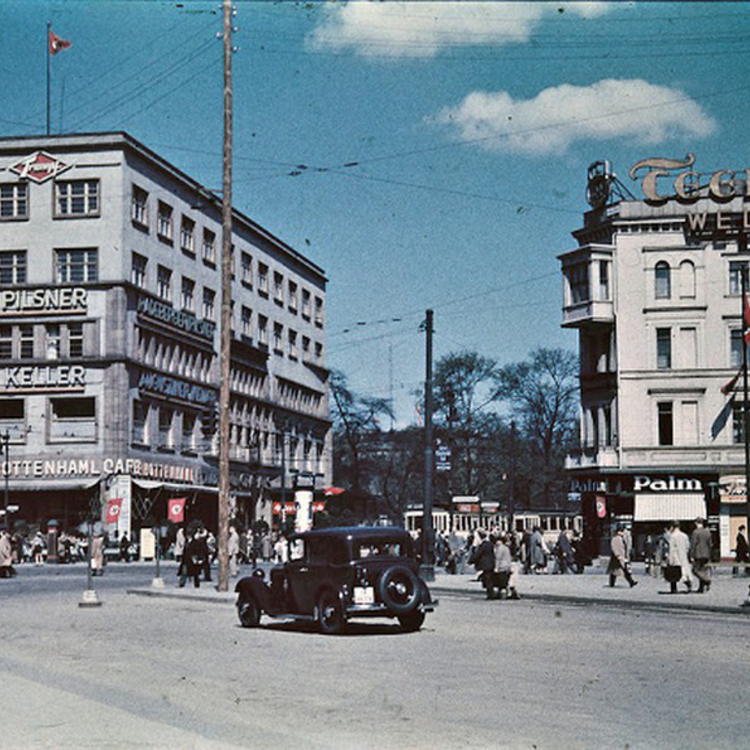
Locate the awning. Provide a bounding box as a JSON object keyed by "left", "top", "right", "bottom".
{"left": 634, "top": 493, "right": 706, "bottom": 522}
{"left": 9, "top": 478, "right": 102, "bottom": 492}
{"left": 131, "top": 478, "right": 218, "bottom": 494}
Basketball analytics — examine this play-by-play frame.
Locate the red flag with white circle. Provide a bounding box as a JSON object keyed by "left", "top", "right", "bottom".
{"left": 168, "top": 498, "right": 186, "bottom": 523}
{"left": 595, "top": 496, "right": 607, "bottom": 519}
{"left": 106, "top": 498, "right": 123, "bottom": 524}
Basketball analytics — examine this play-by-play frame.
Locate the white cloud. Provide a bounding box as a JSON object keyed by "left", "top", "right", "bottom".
{"left": 308, "top": 2, "right": 610, "bottom": 59}
{"left": 432, "top": 79, "right": 717, "bottom": 155}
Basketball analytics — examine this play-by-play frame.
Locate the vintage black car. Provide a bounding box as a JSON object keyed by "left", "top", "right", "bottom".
{"left": 235, "top": 526, "right": 436, "bottom": 634}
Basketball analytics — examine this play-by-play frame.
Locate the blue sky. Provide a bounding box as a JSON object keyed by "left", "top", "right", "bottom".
{"left": 2, "top": 1, "right": 749, "bottom": 425}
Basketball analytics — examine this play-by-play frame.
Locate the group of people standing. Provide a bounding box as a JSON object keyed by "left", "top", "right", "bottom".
{"left": 468, "top": 529, "right": 521, "bottom": 600}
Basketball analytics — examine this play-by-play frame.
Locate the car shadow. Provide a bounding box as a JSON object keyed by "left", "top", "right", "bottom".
{"left": 236, "top": 619, "right": 412, "bottom": 637}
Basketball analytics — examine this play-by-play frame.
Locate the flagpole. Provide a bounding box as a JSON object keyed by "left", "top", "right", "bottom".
{"left": 46, "top": 21, "right": 51, "bottom": 135}
{"left": 742, "top": 268, "right": 750, "bottom": 534}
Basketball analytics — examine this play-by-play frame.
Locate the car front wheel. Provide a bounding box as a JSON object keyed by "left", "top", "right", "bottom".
{"left": 237, "top": 597, "right": 261, "bottom": 628}
{"left": 398, "top": 609, "right": 426, "bottom": 632}
{"left": 318, "top": 590, "right": 345, "bottom": 635}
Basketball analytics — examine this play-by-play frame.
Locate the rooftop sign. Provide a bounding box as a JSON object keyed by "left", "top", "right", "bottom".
{"left": 9, "top": 151, "right": 71, "bottom": 183}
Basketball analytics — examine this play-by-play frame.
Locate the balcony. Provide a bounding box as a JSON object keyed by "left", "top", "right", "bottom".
{"left": 562, "top": 299, "right": 614, "bottom": 328}
{"left": 565, "top": 446, "right": 619, "bottom": 471}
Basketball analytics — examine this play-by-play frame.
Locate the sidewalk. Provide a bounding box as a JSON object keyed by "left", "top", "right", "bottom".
{"left": 127, "top": 562, "right": 750, "bottom": 615}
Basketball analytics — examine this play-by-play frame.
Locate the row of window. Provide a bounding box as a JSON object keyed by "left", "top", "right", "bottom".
{"left": 654, "top": 325, "right": 746, "bottom": 370}
{"left": 0, "top": 180, "right": 99, "bottom": 221}
{"left": 0, "top": 396, "right": 96, "bottom": 443}
{"left": 583, "top": 399, "right": 743, "bottom": 449}
{"left": 567, "top": 257, "right": 750, "bottom": 307}
{"left": 0, "top": 249, "right": 98, "bottom": 285}
{"left": 0, "top": 322, "right": 91, "bottom": 360}
{"left": 136, "top": 329, "right": 213, "bottom": 383}
{"left": 130, "top": 186, "right": 324, "bottom": 326}
{"left": 132, "top": 399, "right": 324, "bottom": 471}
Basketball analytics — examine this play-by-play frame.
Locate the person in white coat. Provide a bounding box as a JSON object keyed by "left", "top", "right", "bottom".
{"left": 667, "top": 521, "right": 693, "bottom": 593}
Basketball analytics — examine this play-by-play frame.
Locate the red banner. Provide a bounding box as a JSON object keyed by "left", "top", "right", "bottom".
{"left": 596, "top": 496, "right": 607, "bottom": 519}
{"left": 106, "top": 498, "right": 123, "bottom": 524}
{"left": 168, "top": 498, "right": 186, "bottom": 523}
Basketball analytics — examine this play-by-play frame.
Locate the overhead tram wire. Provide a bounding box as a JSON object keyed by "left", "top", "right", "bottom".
{"left": 68, "top": 37, "right": 219, "bottom": 130}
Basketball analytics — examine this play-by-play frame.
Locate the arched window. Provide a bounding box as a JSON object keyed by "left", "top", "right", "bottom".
{"left": 655, "top": 261, "right": 671, "bottom": 299}
{"left": 679, "top": 260, "right": 696, "bottom": 298}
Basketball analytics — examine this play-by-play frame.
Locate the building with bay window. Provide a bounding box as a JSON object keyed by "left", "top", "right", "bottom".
{"left": 561, "top": 158, "right": 750, "bottom": 559}
{"left": 0, "top": 132, "right": 331, "bottom": 535}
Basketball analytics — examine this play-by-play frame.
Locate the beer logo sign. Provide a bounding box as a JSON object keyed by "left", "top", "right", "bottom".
{"left": 9, "top": 151, "right": 71, "bottom": 183}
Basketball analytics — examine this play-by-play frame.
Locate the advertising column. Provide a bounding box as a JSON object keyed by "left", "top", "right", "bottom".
{"left": 294, "top": 473, "right": 315, "bottom": 533}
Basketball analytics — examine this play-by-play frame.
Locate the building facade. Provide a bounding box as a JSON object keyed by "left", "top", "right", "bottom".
{"left": 0, "top": 132, "right": 331, "bottom": 534}
{"left": 560, "top": 157, "right": 750, "bottom": 559}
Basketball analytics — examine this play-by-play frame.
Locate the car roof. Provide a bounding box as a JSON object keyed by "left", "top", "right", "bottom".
{"left": 291, "top": 526, "right": 411, "bottom": 542}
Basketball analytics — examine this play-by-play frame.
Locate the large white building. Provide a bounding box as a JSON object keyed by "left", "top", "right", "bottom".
{"left": 561, "top": 157, "right": 750, "bottom": 559}
{"left": 0, "top": 132, "right": 331, "bottom": 534}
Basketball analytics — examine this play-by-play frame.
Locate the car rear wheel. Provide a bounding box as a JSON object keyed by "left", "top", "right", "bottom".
{"left": 379, "top": 566, "right": 420, "bottom": 615}
{"left": 238, "top": 597, "right": 261, "bottom": 628}
{"left": 318, "top": 590, "right": 345, "bottom": 635}
{"left": 398, "top": 609, "right": 426, "bottom": 632}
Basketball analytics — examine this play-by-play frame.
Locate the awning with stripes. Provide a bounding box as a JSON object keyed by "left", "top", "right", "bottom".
{"left": 634, "top": 493, "right": 706, "bottom": 522}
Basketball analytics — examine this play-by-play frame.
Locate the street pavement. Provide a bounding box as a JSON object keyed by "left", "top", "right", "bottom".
{"left": 123, "top": 560, "right": 750, "bottom": 616}
{"left": 2, "top": 561, "right": 750, "bottom": 749}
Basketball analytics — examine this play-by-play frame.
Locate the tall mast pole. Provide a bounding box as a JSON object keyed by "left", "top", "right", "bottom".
{"left": 742, "top": 269, "right": 750, "bottom": 536}
{"left": 217, "top": 0, "right": 233, "bottom": 592}
{"left": 46, "top": 21, "right": 51, "bottom": 135}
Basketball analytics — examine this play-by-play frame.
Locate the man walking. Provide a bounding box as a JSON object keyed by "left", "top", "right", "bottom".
{"left": 469, "top": 529, "right": 495, "bottom": 599}
{"left": 689, "top": 517, "right": 713, "bottom": 593}
{"left": 607, "top": 527, "right": 638, "bottom": 588}
{"left": 667, "top": 521, "right": 693, "bottom": 593}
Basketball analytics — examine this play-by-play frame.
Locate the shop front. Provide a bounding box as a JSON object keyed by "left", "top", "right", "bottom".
{"left": 574, "top": 472, "right": 718, "bottom": 561}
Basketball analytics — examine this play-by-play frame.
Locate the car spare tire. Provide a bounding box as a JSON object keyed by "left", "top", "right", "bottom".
{"left": 378, "top": 565, "right": 420, "bottom": 615}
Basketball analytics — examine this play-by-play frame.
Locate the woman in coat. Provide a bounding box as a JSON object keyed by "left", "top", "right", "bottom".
{"left": 530, "top": 527, "right": 549, "bottom": 573}
{"left": 91, "top": 533, "right": 105, "bottom": 576}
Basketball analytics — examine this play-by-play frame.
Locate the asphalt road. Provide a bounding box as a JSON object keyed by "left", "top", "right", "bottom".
{"left": 1, "top": 564, "right": 749, "bottom": 749}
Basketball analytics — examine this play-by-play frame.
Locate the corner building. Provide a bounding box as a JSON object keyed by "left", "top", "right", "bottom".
{"left": 0, "top": 132, "right": 331, "bottom": 532}
{"left": 560, "top": 158, "right": 750, "bottom": 560}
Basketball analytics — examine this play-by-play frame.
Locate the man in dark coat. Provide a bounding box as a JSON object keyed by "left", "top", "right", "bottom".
{"left": 689, "top": 517, "right": 713, "bottom": 593}
{"left": 469, "top": 529, "right": 495, "bottom": 599}
{"left": 735, "top": 525, "right": 750, "bottom": 576}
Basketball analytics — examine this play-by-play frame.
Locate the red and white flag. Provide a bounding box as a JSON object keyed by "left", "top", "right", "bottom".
{"left": 106, "top": 498, "right": 123, "bottom": 524}
{"left": 49, "top": 29, "right": 71, "bottom": 56}
{"left": 743, "top": 292, "right": 750, "bottom": 344}
{"left": 595, "top": 496, "right": 607, "bottom": 519}
{"left": 722, "top": 368, "right": 743, "bottom": 396}
{"left": 168, "top": 498, "right": 186, "bottom": 524}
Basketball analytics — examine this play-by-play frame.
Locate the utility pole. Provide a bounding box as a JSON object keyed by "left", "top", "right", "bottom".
{"left": 421, "top": 309, "right": 435, "bottom": 580}
{"left": 508, "top": 420, "right": 516, "bottom": 537}
{"left": 742, "top": 269, "right": 750, "bottom": 536}
{"left": 217, "top": 0, "right": 233, "bottom": 592}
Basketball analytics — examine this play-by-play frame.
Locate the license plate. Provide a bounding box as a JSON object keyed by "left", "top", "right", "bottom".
{"left": 353, "top": 586, "right": 374, "bottom": 605}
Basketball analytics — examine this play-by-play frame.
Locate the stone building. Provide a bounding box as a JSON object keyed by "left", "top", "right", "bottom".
{"left": 560, "top": 157, "right": 750, "bottom": 559}
{"left": 0, "top": 132, "right": 331, "bottom": 536}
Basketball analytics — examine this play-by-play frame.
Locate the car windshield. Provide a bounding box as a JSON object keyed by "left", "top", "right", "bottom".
{"left": 354, "top": 541, "right": 408, "bottom": 559}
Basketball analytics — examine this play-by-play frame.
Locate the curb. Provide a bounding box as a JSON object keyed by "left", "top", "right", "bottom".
{"left": 430, "top": 585, "right": 750, "bottom": 617}
{"left": 127, "top": 588, "right": 236, "bottom": 605}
